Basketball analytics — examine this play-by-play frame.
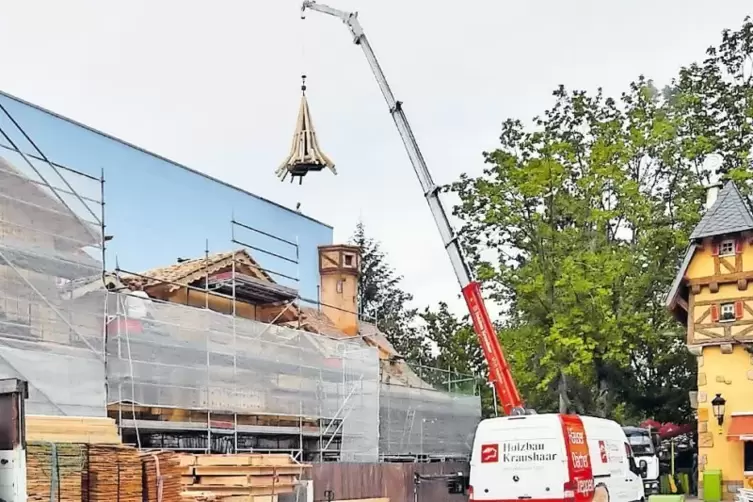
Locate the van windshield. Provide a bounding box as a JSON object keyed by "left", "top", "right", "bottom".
{"left": 626, "top": 432, "right": 655, "bottom": 455}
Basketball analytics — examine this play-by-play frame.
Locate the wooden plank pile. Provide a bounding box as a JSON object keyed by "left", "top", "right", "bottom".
{"left": 26, "top": 416, "right": 121, "bottom": 445}
{"left": 26, "top": 442, "right": 88, "bottom": 502}
{"left": 86, "top": 445, "right": 143, "bottom": 502}
{"left": 180, "top": 454, "right": 311, "bottom": 502}
{"left": 141, "top": 450, "right": 183, "bottom": 502}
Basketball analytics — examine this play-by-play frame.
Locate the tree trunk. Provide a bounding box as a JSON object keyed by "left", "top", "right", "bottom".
{"left": 558, "top": 371, "right": 570, "bottom": 414}
{"left": 596, "top": 377, "right": 611, "bottom": 418}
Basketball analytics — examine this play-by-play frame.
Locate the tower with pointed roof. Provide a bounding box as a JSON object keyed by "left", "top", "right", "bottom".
{"left": 667, "top": 181, "right": 753, "bottom": 496}
{"left": 276, "top": 75, "right": 337, "bottom": 184}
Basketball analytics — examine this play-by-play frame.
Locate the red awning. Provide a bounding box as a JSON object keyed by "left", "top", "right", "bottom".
{"left": 727, "top": 415, "right": 753, "bottom": 440}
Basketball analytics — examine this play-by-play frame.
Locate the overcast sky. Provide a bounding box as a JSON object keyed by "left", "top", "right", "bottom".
{"left": 1, "top": 0, "right": 750, "bottom": 317}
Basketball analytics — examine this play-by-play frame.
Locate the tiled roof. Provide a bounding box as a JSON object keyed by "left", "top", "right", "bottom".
{"left": 359, "top": 321, "right": 401, "bottom": 358}
{"left": 121, "top": 249, "right": 271, "bottom": 293}
{"left": 690, "top": 181, "right": 753, "bottom": 240}
{"left": 288, "top": 312, "right": 402, "bottom": 359}
{"left": 288, "top": 306, "right": 349, "bottom": 338}
{"left": 379, "top": 359, "right": 435, "bottom": 389}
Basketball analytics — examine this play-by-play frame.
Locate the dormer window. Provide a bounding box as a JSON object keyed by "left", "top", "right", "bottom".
{"left": 344, "top": 254, "right": 355, "bottom": 267}
{"left": 720, "top": 239, "right": 736, "bottom": 257}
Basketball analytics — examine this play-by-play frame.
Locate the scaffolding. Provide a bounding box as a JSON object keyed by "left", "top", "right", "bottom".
{"left": 0, "top": 100, "right": 480, "bottom": 462}
{"left": 379, "top": 382, "right": 481, "bottom": 459}
{"left": 0, "top": 105, "right": 107, "bottom": 417}
{"left": 107, "top": 290, "right": 380, "bottom": 461}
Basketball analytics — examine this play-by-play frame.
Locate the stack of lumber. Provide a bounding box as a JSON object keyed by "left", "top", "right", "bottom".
{"left": 26, "top": 415, "right": 121, "bottom": 445}
{"left": 180, "top": 454, "right": 311, "bottom": 501}
{"left": 26, "top": 442, "right": 88, "bottom": 502}
{"left": 86, "top": 445, "right": 142, "bottom": 502}
{"left": 141, "top": 450, "right": 183, "bottom": 502}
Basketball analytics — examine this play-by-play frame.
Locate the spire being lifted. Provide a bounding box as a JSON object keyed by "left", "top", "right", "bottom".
{"left": 276, "top": 75, "right": 336, "bottom": 184}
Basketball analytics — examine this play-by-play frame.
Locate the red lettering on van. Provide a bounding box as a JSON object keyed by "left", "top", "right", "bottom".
{"left": 598, "top": 441, "right": 607, "bottom": 463}
{"left": 559, "top": 415, "right": 595, "bottom": 502}
{"left": 481, "top": 443, "right": 499, "bottom": 463}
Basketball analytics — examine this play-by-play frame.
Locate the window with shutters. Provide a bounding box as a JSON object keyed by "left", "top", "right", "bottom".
{"left": 721, "top": 302, "right": 736, "bottom": 322}
{"left": 720, "top": 239, "right": 736, "bottom": 257}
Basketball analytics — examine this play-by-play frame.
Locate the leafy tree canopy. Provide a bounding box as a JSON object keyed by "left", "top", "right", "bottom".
{"left": 445, "top": 16, "right": 753, "bottom": 423}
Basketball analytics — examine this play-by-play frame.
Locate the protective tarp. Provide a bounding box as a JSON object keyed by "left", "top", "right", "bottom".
{"left": 0, "top": 151, "right": 106, "bottom": 417}
{"left": 106, "top": 293, "right": 381, "bottom": 462}
{"left": 379, "top": 382, "right": 481, "bottom": 458}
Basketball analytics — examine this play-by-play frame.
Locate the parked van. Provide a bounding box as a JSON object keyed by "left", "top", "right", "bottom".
{"left": 622, "top": 426, "right": 660, "bottom": 495}
{"left": 468, "top": 414, "right": 647, "bottom": 502}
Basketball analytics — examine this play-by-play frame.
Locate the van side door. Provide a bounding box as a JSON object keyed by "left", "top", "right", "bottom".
{"left": 593, "top": 438, "right": 630, "bottom": 502}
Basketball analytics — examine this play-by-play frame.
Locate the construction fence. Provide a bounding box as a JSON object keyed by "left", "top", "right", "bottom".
{"left": 309, "top": 461, "right": 470, "bottom": 502}
{"left": 0, "top": 133, "right": 480, "bottom": 461}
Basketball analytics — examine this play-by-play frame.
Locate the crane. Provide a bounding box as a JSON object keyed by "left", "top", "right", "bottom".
{"left": 301, "top": 1, "right": 527, "bottom": 416}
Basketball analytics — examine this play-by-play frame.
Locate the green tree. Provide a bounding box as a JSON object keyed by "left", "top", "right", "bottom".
{"left": 417, "top": 302, "right": 554, "bottom": 418}
{"left": 667, "top": 16, "right": 753, "bottom": 182}
{"left": 449, "top": 80, "right": 704, "bottom": 421}
{"left": 449, "top": 18, "right": 753, "bottom": 422}
{"left": 350, "top": 222, "right": 431, "bottom": 364}
{"left": 420, "top": 302, "right": 482, "bottom": 377}
{"left": 418, "top": 302, "right": 500, "bottom": 416}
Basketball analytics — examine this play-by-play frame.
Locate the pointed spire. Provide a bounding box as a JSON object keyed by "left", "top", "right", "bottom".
{"left": 276, "top": 75, "right": 337, "bottom": 185}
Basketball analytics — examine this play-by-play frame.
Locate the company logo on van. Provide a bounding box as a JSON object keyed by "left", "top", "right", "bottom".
{"left": 481, "top": 443, "right": 499, "bottom": 463}
{"left": 502, "top": 441, "right": 558, "bottom": 462}
{"left": 598, "top": 440, "right": 608, "bottom": 463}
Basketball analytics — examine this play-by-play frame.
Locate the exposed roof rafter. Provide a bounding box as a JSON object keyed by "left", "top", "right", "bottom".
{"left": 276, "top": 75, "right": 336, "bottom": 184}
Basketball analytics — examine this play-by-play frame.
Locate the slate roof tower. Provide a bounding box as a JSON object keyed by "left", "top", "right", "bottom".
{"left": 690, "top": 181, "right": 753, "bottom": 240}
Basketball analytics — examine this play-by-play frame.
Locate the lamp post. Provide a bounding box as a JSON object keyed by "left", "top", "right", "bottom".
{"left": 711, "top": 393, "right": 726, "bottom": 433}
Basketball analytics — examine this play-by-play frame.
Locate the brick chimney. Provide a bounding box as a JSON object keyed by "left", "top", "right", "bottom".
{"left": 318, "top": 244, "right": 360, "bottom": 336}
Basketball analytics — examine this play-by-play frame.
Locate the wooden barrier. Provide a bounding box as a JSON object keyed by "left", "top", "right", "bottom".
{"left": 310, "top": 462, "right": 468, "bottom": 502}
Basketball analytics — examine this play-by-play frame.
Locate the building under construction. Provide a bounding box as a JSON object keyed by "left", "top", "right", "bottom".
{"left": 0, "top": 92, "right": 481, "bottom": 463}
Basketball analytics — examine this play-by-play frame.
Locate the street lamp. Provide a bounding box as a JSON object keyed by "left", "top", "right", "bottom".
{"left": 711, "top": 393, "right": 726, "bottom": 427}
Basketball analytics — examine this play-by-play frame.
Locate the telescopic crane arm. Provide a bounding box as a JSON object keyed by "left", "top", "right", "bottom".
{"left": 301, "top": 1, "right": 526, "bottom": 416}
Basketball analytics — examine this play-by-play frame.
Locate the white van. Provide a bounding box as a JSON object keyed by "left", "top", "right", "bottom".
{"left": 468, "top": 414, "right": 647, "bottom": 502}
